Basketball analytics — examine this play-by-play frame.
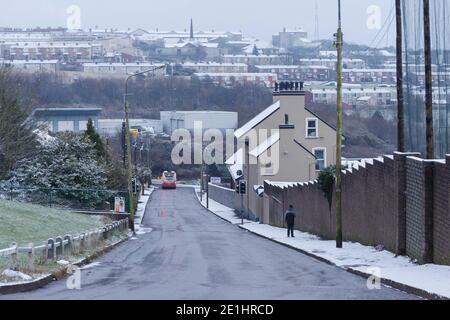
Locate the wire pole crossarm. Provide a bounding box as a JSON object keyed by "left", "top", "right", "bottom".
{"left": 124, "top": 65, "right": 167, "bottom": 232}
{"left": 335, "top": 0, "right": 344, "bottom": 249}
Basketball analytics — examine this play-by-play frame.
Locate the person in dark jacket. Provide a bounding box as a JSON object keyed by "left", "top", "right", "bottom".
{"left": 285, "top": 205, "right": 296, "bottom": 237}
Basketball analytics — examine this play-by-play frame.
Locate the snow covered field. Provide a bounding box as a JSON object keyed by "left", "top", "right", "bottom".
{"left": 0, "top": 200, "right": 104, "bottom": 248}
{"left": 198, "top": 194, "right": 450, "bottom": 299}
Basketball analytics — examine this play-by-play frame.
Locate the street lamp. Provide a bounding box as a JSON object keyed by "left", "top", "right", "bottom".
{"left": 124, "top": 65, "right": 166, "bottom": 232}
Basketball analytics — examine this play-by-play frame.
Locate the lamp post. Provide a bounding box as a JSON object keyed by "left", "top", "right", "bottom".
{"left": 124, "top": 65, "right": 166, "bottom": 232}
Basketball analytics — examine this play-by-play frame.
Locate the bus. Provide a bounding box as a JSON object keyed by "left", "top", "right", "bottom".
{"left": 162, "top": 171, "right": 177, "bottom": 189}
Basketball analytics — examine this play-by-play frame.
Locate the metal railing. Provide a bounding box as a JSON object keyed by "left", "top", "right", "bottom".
{"left": 0, "top": 219, "right": 129, "bottom": 272}
{"left": 0, "top": 185, "right": 130, "bottom": 212}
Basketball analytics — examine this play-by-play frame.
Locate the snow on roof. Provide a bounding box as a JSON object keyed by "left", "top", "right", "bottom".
{"left": 223, "top": 54, "right": 280, "bottom": 58}
{"left": 356, "top": 96, "right": 372, "bottom": 101}
{"left": 234, "top": 100, "right": 280, "bottom": 139}
{"left": 1, "top": 59, "right": 59, "bottom": 64}
{"left": 255, "top": 65, "right": 299, "bottom": 69}
{"left": 343, "top": 68, "right": 396, "bottom": 73}
{"left": 182, "top": 62, "right": 247, "bottom": 67}
{"left": 249, "top": 132, "right": 280, "bottom": 158}
{"left": 83, "top": 62, "right": 164, "bottom": 68}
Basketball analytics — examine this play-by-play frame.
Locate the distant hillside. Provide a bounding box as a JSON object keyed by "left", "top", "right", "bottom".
{"left": 17, "top": 73, "right": 272, "bottom": 126}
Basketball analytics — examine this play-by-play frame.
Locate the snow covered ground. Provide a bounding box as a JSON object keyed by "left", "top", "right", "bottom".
{"left": 134, "top": 187, "right": 154, "bottom": 235}
{"left": 198, "top": 194, "right": 450, "bottom": 299}
{"left": 135, "top": 187, "right": 154, "bottom": 226}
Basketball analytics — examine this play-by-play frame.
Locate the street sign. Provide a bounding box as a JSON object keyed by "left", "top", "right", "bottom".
{"left": 210, "top": 177, "right": 221, "bottom": 185}
{"left": 114, "top": 197, "right": 126, "bottom": 213}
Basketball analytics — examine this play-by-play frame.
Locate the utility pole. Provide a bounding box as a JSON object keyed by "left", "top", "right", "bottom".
{"left": 396, "top": 0, "right": 405, "bottom": 152}
{"left": 335, "top": 0, "right": 343, "bottom": 248}
{"left": 423, "top": 0, "right": 434, "bottom": 159}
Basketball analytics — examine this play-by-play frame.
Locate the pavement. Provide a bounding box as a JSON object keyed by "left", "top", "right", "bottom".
{"left": 1, "top": 188, "right": 418, "bottom": 300}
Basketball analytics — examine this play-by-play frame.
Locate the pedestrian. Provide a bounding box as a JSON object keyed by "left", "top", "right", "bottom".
{"left": 285, "top": 205, "right": 296, "bottom": 238}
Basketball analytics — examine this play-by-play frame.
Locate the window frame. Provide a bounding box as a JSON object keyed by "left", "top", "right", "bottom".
{"left": 312, "top": 147, "right": 327, "bottom": 172}
{"left": 305, "top": 117, "right": 319, "bottom": 138}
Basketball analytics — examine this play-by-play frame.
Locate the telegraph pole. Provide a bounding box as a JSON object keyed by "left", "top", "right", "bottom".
{"left": 423, "top": 0, "right": 434, "bottom": 159}
{"left": 396, "top": 0, "right": 405, "bottom": 152}
{"left": 335, "top": 0, "right": 343, "bottom": 248}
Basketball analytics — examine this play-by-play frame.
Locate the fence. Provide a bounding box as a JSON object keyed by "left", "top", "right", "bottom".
{"left": 0, "top": 219, "right": 129, "bottom": 274}
{"left": 0, "top": 186, "right": 130, "bottom": 213}
{"left": 264, "top": 153, "right": 450, "bottom": 266}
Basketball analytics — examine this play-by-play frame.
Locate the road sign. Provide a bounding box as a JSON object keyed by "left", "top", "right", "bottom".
{"left": 210, "top": 177, "right": 221, "bottom": 185}
{"left": 114, "top": 197, "right": 126, "bottom": 213}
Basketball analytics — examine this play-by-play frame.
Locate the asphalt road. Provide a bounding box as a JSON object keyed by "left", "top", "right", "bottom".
{"left": 2, "top": 188, "right": 417, "bottom": 300}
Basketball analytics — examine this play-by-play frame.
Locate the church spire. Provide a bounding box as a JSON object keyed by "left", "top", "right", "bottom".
{"left": 190, "top": 18, "right": 194, "bottom": 40}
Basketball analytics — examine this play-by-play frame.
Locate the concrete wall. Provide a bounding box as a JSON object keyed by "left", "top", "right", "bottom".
{"left": 208, "top": 183, "right": 235, "bottom": 209}
{"left": 265, "top": 152, "right": 450, "bottom": 266}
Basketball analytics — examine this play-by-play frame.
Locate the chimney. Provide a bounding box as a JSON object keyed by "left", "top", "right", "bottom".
{"left": 273, "top": 81, "right": 305, "bottom": 107}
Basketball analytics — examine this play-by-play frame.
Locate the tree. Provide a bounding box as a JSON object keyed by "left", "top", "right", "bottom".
{"left": 8, "top": 132, "right": 108, "bottom": 207}
{"left": 317, "top": 166, "right": 336, "bottom": 212}
{"left": 0, "top": 67, "right": 37, "bottom": 179}
{"left": 84, "top": 118, "right": 107, "bottom": 160}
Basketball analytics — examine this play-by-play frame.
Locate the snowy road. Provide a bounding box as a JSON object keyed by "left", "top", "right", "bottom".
{"left": 2, "top": 188, "right": 417, "bottom": 300}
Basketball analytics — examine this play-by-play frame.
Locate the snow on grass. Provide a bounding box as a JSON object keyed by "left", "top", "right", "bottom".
{"left": 200, "top": 195, "right": 450, "bottom": 299}
{"left": 0, "top": 200, "right": 104, "bottom": 248}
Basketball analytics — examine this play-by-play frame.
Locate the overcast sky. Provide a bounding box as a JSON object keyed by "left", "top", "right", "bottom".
{"left": 0, "top": 0, "right": 395, "bottom": 46}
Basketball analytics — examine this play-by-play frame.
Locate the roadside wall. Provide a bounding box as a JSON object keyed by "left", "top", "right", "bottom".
{"left": 265, "top": 152, "right": 450, "bottom": 266}
{"left": 208, "top": 183, "right": 235, "bottom": 208}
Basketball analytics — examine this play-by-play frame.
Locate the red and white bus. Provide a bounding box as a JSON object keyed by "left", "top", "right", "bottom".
{"left": 162, "top": 171, "right": 177, "bottom": 189}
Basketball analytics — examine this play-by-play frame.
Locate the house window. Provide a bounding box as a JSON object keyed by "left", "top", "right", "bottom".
{"left": 306, "top": 118, "right": 318, "bottom": 138}
{"left": 313, "top": 148, "right": 326, "bottom": 171}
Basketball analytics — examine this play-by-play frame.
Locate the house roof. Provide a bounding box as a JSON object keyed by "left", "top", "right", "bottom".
{"left": 234, "top": 100, "right": 280, "bottom": 138}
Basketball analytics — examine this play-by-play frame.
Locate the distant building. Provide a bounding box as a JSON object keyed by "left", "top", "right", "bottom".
{"left": 0, "top": 41, "right": 102, "bottom": 61}
{"left": 310, "top": 86, "right": 396, "bottom": 107}
{"left": 160, "top": 111, "right": 238, "bottom": 134}
{"left": 342, "top": 68, "right": 397, "bottom": 84}
{"left": 0, "top": 59, "right": 59, "bottom": 73}
{"left": 98, "top": 119, "right": 163, "bottom": 136}
{"left": 181, "top": 62, "right": 248, "bottom": 73}
{"left": 255, "top": 65, "right": 332, "bottom": 81}
{"left": 194, "top": 72, "right": 277, "bottom": 88}
{"left": 272, "top": 28, "right": 310, "bottom": 49}
{"left": 221, "top": 54, "right": 287, "bottom": 66}
{"left": 82, "top": 62, "right": 166, "bottom": 76}
{"left": 299, "top": 58, "right": 366, "bottom": 70}
{"left": 30, "top": 108, "right": 102, "bottom": 133}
